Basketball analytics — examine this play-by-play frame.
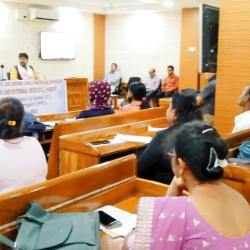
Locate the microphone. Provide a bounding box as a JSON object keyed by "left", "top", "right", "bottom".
{"left": 0, "top": 64, "right": 5, "bottom": 81}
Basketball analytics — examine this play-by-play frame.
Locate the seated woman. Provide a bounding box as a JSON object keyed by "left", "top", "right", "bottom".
{"left": 124, "top": 121, "right": 250, "bottom": 250}
{"left": 119, "top": 82, "right": 150, "bottom": 112}
{"left": 138, "top": 92, "right": 202, "bottom": 184}
{"left": 0, "top": 97, "right": 47, "bottom": 194}
{"left": 77, "top": 80, "right": 114, "bottom": 119}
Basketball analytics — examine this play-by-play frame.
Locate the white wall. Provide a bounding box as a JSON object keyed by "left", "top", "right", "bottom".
{"left": 0, "top": 2, "right": 93, "bottom": 80}
{"left": 105, "top": 11, "right": 181, "bottom": 82}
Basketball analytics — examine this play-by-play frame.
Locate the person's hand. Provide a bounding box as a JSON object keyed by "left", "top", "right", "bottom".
{"left": 166, "top": 176, "right": 186, "bottom": 197}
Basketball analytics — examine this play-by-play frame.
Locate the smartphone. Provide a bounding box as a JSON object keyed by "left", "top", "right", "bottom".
{"left": 98, "top": 210, "right": 122, "bottom": 229}
{"left": 90, "top": 140, "right": 110, "bottom": 145}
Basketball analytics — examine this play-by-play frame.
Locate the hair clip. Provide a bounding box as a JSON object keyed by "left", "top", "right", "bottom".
{"left": 202, "top": 128, "right": 214, "bottom": 134}
{"left": 206, "top": 147, "right": 228, "bottom": 172}
{"left": 8, "top": 120, "right": 16, "bottom": 126}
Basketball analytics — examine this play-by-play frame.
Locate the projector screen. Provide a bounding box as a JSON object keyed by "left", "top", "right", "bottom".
{"left": 40, "top": 32, "right": 75, "bottom": 60}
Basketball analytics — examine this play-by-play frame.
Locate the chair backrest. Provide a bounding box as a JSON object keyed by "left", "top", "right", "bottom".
{"left": 223, "top": 164, "right": 250, "bottom": 204}
{"left": 128, "top": 77, "right": 141, "bottom": 88}
{"left": 47, "top": 107, "right": 166, "bottom": 179}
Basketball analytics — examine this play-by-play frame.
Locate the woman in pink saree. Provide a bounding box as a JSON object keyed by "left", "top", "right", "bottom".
{"left": 124, "top": 121, "right": 250, "bottom": 250}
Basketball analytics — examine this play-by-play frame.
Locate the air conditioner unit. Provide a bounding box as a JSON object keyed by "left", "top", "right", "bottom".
{"left": 29, "top": 8, "right": 59, "bottom": 22}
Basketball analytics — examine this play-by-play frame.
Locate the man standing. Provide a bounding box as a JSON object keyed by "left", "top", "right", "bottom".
{"left": 196, "top": 72, "right": 216, "bottom": 125}
{"left": 144, "top": 68, "right": 161, "bottom": 99}
{"left": 157, "top": 65, "right": 179, "bottom": 98}
{"left": 10, "top": 53, "right": 39, "bottom": 80}
{"left": 104, "top": 63, "right": 121, "bottom": 93}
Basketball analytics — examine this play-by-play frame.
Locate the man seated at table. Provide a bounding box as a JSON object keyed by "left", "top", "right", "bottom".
{"left": 196, "top": 70, "right": 216, "bottom": 126}
{"left": 144, "top": 68, "right": 161, "bottom": 99}
{"left": 10, "top": 53, "right": 40, "bottom": 80}
{"left": 232, "top": 85, "right": 250, "bottom": 133}
{"left": 104, "top": 63, "right": 121, "bottom": 93}
{"left": 156, "top": 65, "right": 179, "bottom": 98}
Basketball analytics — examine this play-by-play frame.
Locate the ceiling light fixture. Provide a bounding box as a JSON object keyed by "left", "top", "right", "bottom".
{"left": 163, "top": 0, "right": 174, "bottom": 8}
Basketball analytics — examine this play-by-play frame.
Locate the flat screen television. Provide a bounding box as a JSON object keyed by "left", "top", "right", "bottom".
{"left": 40, "top": 32, "right": 75, "bottom": 60}
{"left": 200, "top": 4, "right": 219, "bottom": 72}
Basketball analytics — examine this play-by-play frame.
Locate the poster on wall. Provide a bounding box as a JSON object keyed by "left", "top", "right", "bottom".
{"left": 0, "top": 79, "right": 68, "bottom": 116}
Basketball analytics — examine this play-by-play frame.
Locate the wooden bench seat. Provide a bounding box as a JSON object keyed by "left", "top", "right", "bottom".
{"left": 47, "top": 107, "right": 167, "bottom": 179}
{"left": 0, "top": 154, "right": 167, "bottom": 250}
{"left": 59, "top": 117, "right": 168, "bottom": 175}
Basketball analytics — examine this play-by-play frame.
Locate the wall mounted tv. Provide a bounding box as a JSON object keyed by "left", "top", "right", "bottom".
{"left": 200, "top": 4, "right": 219, "bottom": 72}
{"left": 40, "top": 32, "right": 75, "bottom": 60}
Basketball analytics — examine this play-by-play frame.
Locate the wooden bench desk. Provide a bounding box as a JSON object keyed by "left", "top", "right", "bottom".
{"left": 38, "top": 110, "right": 81, "bottom": 123}
{"left": 47, "top": 107, "right": 167, "bottom": 179}
{"left": 0, "top": 155, "right": 167, "bottom": 250}
{"left": 59, "top": 117, "right": 168, "bottom": 175}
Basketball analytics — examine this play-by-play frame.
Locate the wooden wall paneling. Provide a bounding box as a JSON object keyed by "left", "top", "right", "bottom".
{"left": 179, "top": 8, "right": 200, "bottom": 90}
{"left": 93, "top": 14, "right": 106, "bottom": 80}
{"left": 215, "top": 0, "right": 250, "bottom": 135}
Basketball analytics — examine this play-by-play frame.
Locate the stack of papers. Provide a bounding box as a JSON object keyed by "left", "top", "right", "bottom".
{"left": 97, "top": 206, "right": 137, "bottom": 238}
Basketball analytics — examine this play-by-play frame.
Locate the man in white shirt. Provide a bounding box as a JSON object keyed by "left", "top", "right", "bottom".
{"left": 232, "top": 86, "right": 250, "bottom": 133}
{"left": 144, "top": 68, "right": 161, "bottom": 99}
{"left": 104, "top": 63, "right": 121, "bottom": 93}
{"left": 10, "top": 53, "right": 39, "bottom": 80}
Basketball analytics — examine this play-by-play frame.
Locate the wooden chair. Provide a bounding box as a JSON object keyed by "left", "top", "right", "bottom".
{"left": 224, "top": 129, "right": 250, "bottom": 157}
{"left": 47, "top": 107, "right": 167, "bottom": 179}
{"left": 223, "top": 164, "right": 250, "bottom": 204}
{"left": 59, "top": 117, "right": 168, "bottom": 175}
{"left": 0, "top": 154, "right": 167, "bottom": 250}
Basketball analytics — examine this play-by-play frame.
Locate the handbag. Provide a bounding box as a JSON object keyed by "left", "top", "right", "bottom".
{"left": 0, "top": 202, "right": 100, "bottom": 250}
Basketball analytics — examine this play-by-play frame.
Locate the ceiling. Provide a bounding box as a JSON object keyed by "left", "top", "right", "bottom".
{"left": 2, "top": 0, "right": 219, "bottom": 14}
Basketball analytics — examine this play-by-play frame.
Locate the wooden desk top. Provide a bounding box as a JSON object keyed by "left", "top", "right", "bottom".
{"left": 60, "top": 118, "right": 167, "bottom": 157}
{"left": 54, "top": 179, "right": 166, "bottom": 250}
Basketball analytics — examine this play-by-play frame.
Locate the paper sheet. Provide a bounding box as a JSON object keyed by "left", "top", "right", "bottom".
{"left": 89, "top": 133, "right": 152, "bottom": 147}
{"left": 97, "top": 206, "right": 137, "bottom": 238}
{"left": 148, "top": 125, "right": 167, "bottom": 132}
{"left": 113, "top": 133, "right": 152, "bottom": 144}
{"left": 43, "top": 121, "right": 57, "bottom": 127}
{"left": 65, "top": 118, "right": 76, "bottom": 122}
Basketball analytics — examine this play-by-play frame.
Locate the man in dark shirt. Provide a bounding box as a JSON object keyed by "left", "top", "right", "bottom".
{"left": 196, "top": 73, "right": 216, "bottom": 125}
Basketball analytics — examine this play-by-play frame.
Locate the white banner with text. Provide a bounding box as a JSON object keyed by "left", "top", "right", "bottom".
{"left": 0, "top": 79, "right": 68, "bottom": 116}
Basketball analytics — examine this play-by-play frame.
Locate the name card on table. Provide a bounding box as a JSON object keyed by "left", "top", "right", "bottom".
{"left": 0, "top": 79, "right": 68, "bottom": 115}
